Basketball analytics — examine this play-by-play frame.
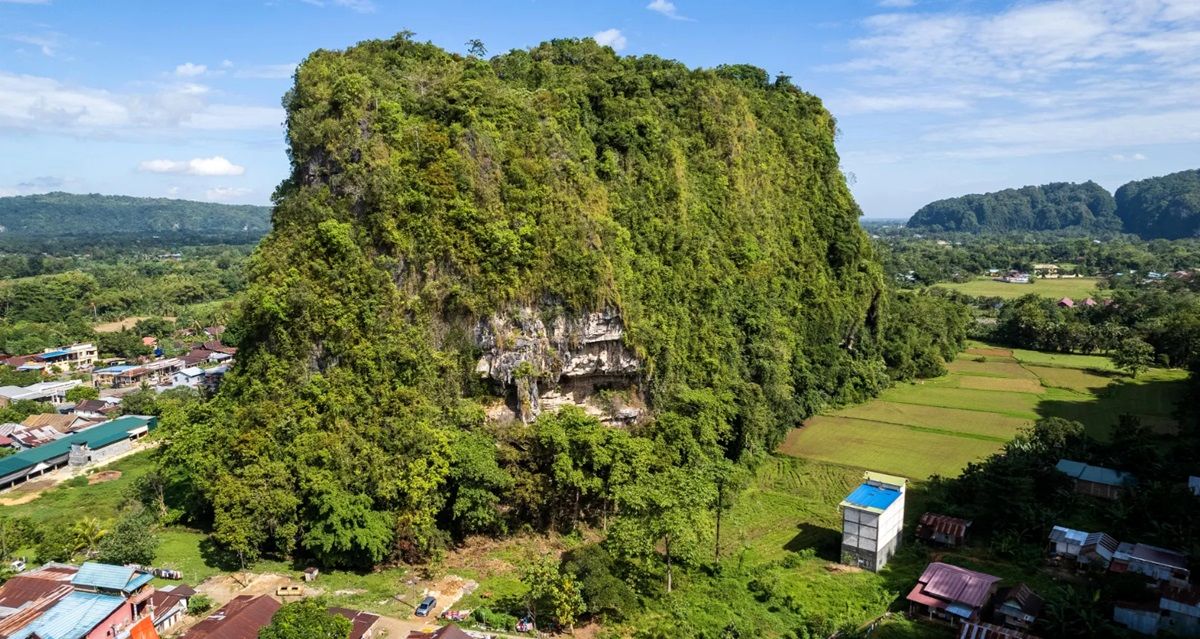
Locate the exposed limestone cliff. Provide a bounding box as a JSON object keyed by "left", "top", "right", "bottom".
{"left": 474, "top": 307, "right": 641, "bottom": 422}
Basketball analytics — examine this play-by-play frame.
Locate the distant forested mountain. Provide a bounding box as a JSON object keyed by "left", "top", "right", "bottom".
{"left": 0, "top": 192, "right": 271, "bottom": 237}
{"left": 1115, "top": 169, "right": 1200, "bottom": 240}
{"left": 907, "top": 181, "right": 1120, "bottom": 233}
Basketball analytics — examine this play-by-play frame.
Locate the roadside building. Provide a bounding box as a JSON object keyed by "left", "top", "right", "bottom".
{"left": 171, "top": 367, "right": 205, "bottom": 388}
{"left": 72, "top": 399, "right": 121, "bottom": 421}
{"left": 20, "top": 413, "right": 94, "bottom": 435}
{"left": 906, "top": 562, "right": 1001, "bottom": 626}
{"left": 1055, "top": 459, "right": 1136, "bottom": 500}
{"left": 7, "top": 562, "right": 156, "bottom": 639}
{"left": 183, "top": 594, "right": 281, "bottom": 639}
{"left": 916, "top": 513, "right": 972, "bottom": 547}
{"left": 146, "top": 584, "right": 194, "bottom": 633}
{"left": 0, "top": 380, "right": 84, "bottom": 406}
{"left": 839, "top": 471, "right": 906, "bottom": 572}
{"left": 34, "top": 343, "right": 98, "bottom": 372}
{"left": 1114, "top": 587, "right": 1200, "bottom": 637}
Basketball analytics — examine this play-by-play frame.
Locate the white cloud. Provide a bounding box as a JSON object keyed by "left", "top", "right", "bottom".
{"left": 138, "top": 156, "right": 246, "bottom": 176}
{"left": 233, "top": 63, "right": 297, "bottom": 79}
{"left": 9, "top": 33, "right": 62, "bottom": 57}
{"left": 878, "top": 0, "right": 915, "bottom": 7}
{"left": 205, "top": 186, "right": 252, "bottom": 202}
{"left": 831, "top": 0, "right": 1200, "bottom": 159}
{"left": 592, "top": 29, "right": 627, "bottom": 52}
{"left": 220, "top": 59, "right": 234, "bottom": 68}
{"left": 174, "top": 62, "right": 207, "bottom": 77}
{"left": 647, "top": 0, "right": 691, "bottom": 21}
{"left": 1111, "top": 153, "right": 1148, "bottom": 162}
{"left": 299, "top": 0, "right": 374, "bottom": 12}
{"left": 0, "top": 71, "right": 285, "bottom": 136}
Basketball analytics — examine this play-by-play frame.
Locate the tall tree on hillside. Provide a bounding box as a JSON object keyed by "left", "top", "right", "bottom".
{"left": 1112, "top": 337, "right": 1154, "bottom": 377}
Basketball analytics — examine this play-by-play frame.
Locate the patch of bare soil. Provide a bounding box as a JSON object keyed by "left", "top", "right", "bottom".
{"left": 195, "top": 572, "right": 315, "bottom": 606}
{"left": 88, "top": 470, "right": 122, "bottom": 484}
{"left": 825, "top": 563, "right": 863, "bottom": 574}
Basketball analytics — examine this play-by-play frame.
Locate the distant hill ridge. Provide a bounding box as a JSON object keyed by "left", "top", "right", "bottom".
{"left": 907, "top": 170, "right": 1200, "bottom": 239}
{"left": 0, "top": 192, "right": 271, "bottom": 236}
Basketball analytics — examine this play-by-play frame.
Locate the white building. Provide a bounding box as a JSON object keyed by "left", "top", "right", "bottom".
{"left": 0, "top": 379, "right": 84, "bottom": 406}
{"left": 171, "top": 367, "right": 205, "bottom": 388}
{"left": 840, "top": 471, "right": 907, "bottom": 571}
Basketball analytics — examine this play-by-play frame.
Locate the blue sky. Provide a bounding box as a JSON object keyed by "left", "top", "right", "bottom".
{"left": 1, "top": 0, "right": 1198, "bottom": 218}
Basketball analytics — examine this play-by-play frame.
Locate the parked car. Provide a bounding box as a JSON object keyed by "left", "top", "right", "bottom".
{"left": 416, "top": 595, "right": 437, "bottom": 617}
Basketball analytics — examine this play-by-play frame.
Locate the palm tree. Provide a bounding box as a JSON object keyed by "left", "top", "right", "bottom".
{"left": 72, "top": 517, "right": 108, "bottom": 558}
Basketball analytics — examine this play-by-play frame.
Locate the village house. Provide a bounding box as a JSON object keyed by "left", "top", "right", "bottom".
{"left": 33, "top": 343, "right": 98, "bottom": 372}
{"left": 957, "top": 621, "right": 1038, "bottom": 638}
{"left": 840, "top": 471, "right": 907, "bottom": 572}
{"left": 992, "top": 584, "right": 1044, "bottom": 631}
{"left": 907, "top": 562, "right": 1001, "bottom": 626}
{"left": 916, "top": 513, "right": 972, "bottom": 547}
{"left": 146, "top": 583, "right": 194, "bottom": 633}
{"left": 1047, "top": 526, "right": 1119, "bottom": 568}
{"left": 408, "top": 624, "right": 474, "bottom": 639}
{"left": 330, "top": 607, "right": 382, "bottom": 639}
{"left": 71, "top": 398, "right": 121, "bottom": 421}
{"left": 171, "top": 366, "right": 205, "bottom": 389}
{"left": 93, "top": 358, "right": 183, "bottom": 389}
{"left": 0, "top": 416, "right": 156, "bottom": 490}
{"left": 1001, "top": 271, "right": 1031, "bottom": 284}
{"left": 1112, "top": 543, "right": 1190, "bottom": 586}
{"left": 1055, "top": 459, "right": 1136, "bottom": 500}
{"left": 183, "top": 595, "right": 281, "bottom": 639}
{"left": 20, "top": 413, "right": 96, "bottom": 436}
{"left": 4, "top": 562, "right": 157, "bottom": 639}
{"left": 1114, "top": 587, "right": 1200, "bottom": 637}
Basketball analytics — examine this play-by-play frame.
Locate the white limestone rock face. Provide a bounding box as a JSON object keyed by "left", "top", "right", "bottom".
{"left": 474, "top": 307, "right": 641, "bottom": 422}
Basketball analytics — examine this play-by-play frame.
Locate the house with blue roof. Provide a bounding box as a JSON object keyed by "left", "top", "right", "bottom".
{"left": 1056, "top": 459, "right": 1137, "bottom": 500}
{"left": 8, "top": 562, "right": 155, "bottom": 639}
{"left": 840, "top": 471, "right": 908, "bottom": 572}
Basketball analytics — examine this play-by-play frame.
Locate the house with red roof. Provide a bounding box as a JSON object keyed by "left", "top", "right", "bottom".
{"left": 907, "top": 562, "right": 1002, "bottom": 626}
{"left": 183, "top": 595, "right": 280, "bottom": 639}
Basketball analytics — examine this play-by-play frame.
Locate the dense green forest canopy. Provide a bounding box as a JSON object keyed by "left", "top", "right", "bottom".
{"left": 0, "top": 192, "right": 270, "bottom": 237}
{"left": 907, "top": 181, "right": 1120, "bottom": 233}
{"left": 1115, "top": 169, "right": 1200, "bottom": 240}
{"left": 154, "top": 34, "right": 973, "bottom": 571}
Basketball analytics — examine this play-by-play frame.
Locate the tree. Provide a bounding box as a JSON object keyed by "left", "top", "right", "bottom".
{"left": 260, "top": 599, "right": 351, "bottom": 639}
{"left": 96, "top": 510, "right": 158, "bottom": 566}
{"left": 66, "top": 385, "right": 99, "bottom": 403}
{"left": 187, "top": 593, "right": 214, "bottom": 615}
{"left": 35, "top": 525, "right": 76, "bottom": 563}
{"left": 465, "top": 38, "right": 487, "bottom": 58}
{"left": 522, "top": 556, "right": 586, "bottom": 633}
{"left": 1112, "top": 337, "right": 1154, "bottom": 377}
{"left": 0, "top": 517, "right": 35, "bottom": 561}
{"left": 120, "top": 385, "right": 159, "bottom": 416}
{"left": 71, "top": 517, "right": 107, "bottom": 558}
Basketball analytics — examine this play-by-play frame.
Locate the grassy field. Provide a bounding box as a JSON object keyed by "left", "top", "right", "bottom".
{"left": 935, "top": 276, "right": 1104, "bottom": 300}
{"left": 781, "top": 343, "right": 1188, "bottom": 479}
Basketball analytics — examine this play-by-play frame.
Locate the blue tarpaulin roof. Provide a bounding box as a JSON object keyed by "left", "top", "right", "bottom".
{"left": 9, "top": 591, "right": 124, "bottom": 639}
{"left": 1056, "top": 459, "right": 1136, "bottom": 487}
{"left": 94, "top": 365, "right": 137, "bottom": 373}
{"left": 841, "top": 483, "right": 902, "bottom": 512}
{"left": 39, "top": 350, "right": 70, "bottom": 360}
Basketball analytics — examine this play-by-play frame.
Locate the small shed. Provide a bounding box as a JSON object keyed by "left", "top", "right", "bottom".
{"left": 303, "top": 567, "right": 319, "bottom": 582}
{"left": 916, "top": 513, "right": 972, "bottom": 547}
{"left": 1080, "top": 532, "right": 1119, "bottom": 567}
{"left": 1057, "top": 297, "right": 1075, "bottom": 308}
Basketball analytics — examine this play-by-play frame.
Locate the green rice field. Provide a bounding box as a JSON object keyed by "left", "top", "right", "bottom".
{"left": 781, "top": 343, "right": 1189, "bottom": 480}
{"left": 935, "top": 276, "right": 1103, "bottom": 300}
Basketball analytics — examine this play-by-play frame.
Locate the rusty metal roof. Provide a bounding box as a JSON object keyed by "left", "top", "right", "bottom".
{"left": 917, "top": 512, "right": 972, "bottom": 540}
{"left": 916, "top": 562, "right": 1001, "bottom": 609}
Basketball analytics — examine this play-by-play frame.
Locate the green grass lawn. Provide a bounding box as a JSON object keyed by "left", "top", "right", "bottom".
{"left": 876, "top": 384, "right": 1042, "bottom": 419}
{"left": 836, "top": 402, "right": 1030, "bottom": 440}
{"left": 2, "top": 450, "right": 156, "bottom": 526}
{"left": 935, "top": 276, "right": 1104, "bottom": 300}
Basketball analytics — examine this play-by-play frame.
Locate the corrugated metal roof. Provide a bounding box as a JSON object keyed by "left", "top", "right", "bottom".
{"left": 0, "top": 416, "right": 155, "bottom": 480}
{"left": 1048, "top": 525, "right": 1087, "bottom": 545}
{"left": 72, "top": 562, "right": 137, "bottom": 591}
{"left": 917, "top": 513, "right": 971, "bottom": 540}
{"left": 917, "top": 562, "right": 1001, "bottom": 608}
{"left": 38, "top": 350, "right": 70, "bottom": 360}
{"left": 1131, "top": 543, "right": 1188, "bottom": 569}
{"left": 841, "top": 483, "right": 902, "bottom": 512}
{"left": 1055, "top": 459, "right": 1135, "bottom": 487}
{"left": 9, "top": 590, "right": 124, "bottom": 639}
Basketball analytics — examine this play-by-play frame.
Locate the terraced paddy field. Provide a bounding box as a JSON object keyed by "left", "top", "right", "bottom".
{"left": 781, "top": 344, "right": 1189, "bottom": 479}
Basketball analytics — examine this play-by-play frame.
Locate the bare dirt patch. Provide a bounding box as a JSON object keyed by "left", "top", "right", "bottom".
{"left": 825, "top": 563, "right": 863, "bottom": 574}
{"left": 93, "top": 316, "right": 175, "bottom": 333}
{"left": 88, "top": 470, "right": 122, "bottom": 485}
{"left": 196, "top": 572, "right": 313, "bottom": 606}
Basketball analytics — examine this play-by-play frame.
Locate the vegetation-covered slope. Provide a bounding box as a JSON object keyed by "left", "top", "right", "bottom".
{"left": 1115, "top": 168, "right": 1200, "bottom": 240}
{"left": 907, "top": 181, "right": 1120, "bottom": 233}
{"left": 159, "top": 34, "right": 912, "bottom": 568}
{"left": 0, "top": 192, "right": 270, "bottom": 236}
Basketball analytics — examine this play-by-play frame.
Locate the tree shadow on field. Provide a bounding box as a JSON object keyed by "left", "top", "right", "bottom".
{"left": 1034, "top": 373, "right": 1189, "bottom": 439}
{"left": 783, "top": 523, "right": 841, "bottom": 560}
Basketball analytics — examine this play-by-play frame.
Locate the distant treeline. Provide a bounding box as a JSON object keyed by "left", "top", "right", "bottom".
{"left": 0, "top": 192, "right": 271, "bottom": 238}
{"left": 907, "top": 169, "right": 1200, "bottom": 240}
